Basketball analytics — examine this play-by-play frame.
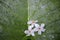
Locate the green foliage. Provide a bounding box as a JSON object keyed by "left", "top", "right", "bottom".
{"left": 0, "top": 0, "right": 27, "bottom": 40}
{"left": 0, "top": 0, "right": 60, "bottom": 40}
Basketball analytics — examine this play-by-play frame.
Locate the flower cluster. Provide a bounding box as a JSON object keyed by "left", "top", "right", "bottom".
{"left": 24, "top": 20, "right": 46, "bottom": 36}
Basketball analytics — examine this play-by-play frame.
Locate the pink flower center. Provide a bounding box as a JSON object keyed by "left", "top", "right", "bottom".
{"left": 29, "top": 30, "right": 32, "bottom": 33}
{"left": 39, "top": 28, "right": 41, "bottom": 29}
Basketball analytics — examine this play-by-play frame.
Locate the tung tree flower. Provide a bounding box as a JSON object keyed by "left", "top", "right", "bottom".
{"left": 27, "top": 20, "right": 39, "bottom": 29}
{"left": 34, "top": 23, "right": 46, "bottom": 35}
{"left": 24, "top": 20, "right": 46, "bottom": 36}
{"left": 24, "top": 29, "right": 35, "bottom": 36}
{"left": 24, "top": 25, "right": 35, "bottom": 36}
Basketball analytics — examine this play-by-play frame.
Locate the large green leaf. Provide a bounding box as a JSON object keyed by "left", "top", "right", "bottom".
{"left": 0, "top": 0, "right": 60, "bottom": 40}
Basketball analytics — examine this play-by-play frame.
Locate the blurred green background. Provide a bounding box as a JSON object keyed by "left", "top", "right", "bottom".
{"left": 0, "top": 0, "right": 60, "bottom": 40}
{"left": 0, "top": 0, "right": 27, "bottom": 40}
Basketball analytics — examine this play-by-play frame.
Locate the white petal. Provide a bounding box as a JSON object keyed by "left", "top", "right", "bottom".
{"left": 38, "top": 31, "right": 42, "bottom": 35}
{"left": 27, "top": 21, "right": 32, "bottom": 24}
{"left": 30, "top": 29, "right": 35, "bottom": 36}
{"left": 24, "top": 30, "right": 29, "bottom": 34}
{"left": 35, "top": 24, "right": 40, "bottom": 28}
{"left": 41, "top": 23, "right": 45, "bottom": 27}
{"left": 31, "top": 33, "right": 35, "bottom": 36}
{"left": 41, "top": 29, "right": 46, "bottom": 32}
{"left": 33, "top": 28, "right": 38, "bottom": 32}
{"left": 28, "top": 25, "right": 34, "bottom": 30}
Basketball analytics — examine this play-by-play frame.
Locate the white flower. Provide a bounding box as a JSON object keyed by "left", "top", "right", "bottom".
{"left": 27, "top": 20, "right": 39, "bottom": 30}
{"left": 33, "top": 23, "right": 40, "bottom": 32}
{"left": 24, "top": 29, "right": 35, "bottom": 36}
{"left": 27, "top": 20, "right": 38, "bottom": 24}
{"left": 24, "top": 25, "right": 35, "bottom": 36}
{"left": 34, "top": 23, "right": 46, "bottom": 35}
{"left": 24, "top": 19, "right": 46, "bottom": 36}
{"left": 28, "top": 22, "right": 40, "bottom": 32}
